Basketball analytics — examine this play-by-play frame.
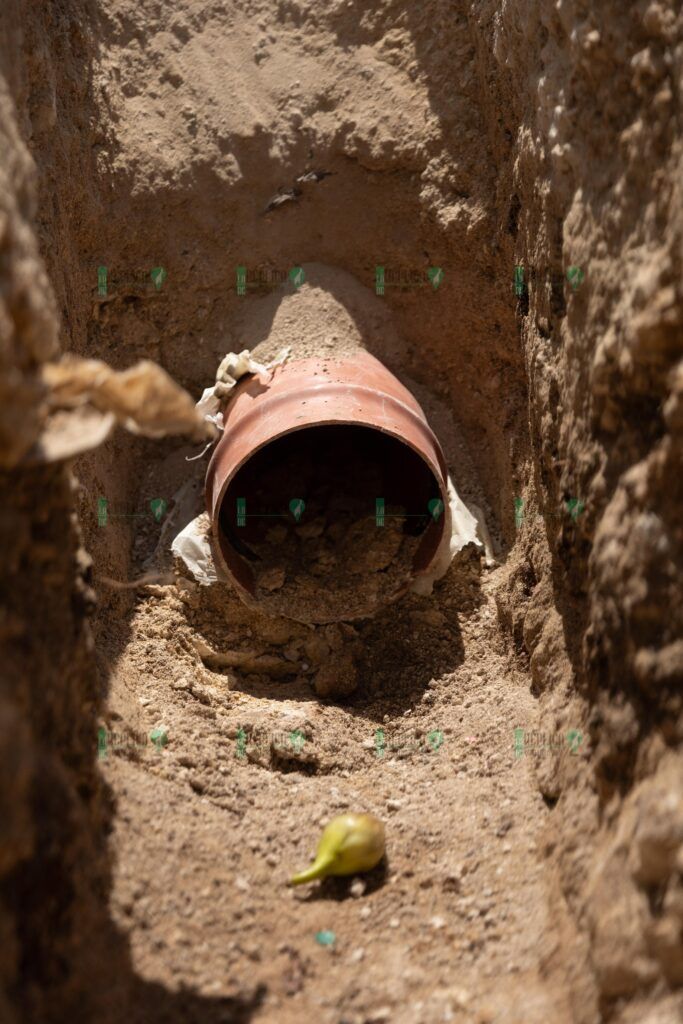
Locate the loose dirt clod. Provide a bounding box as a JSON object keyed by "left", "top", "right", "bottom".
{"left": 250, "top": 494, "right": 419, "bottom": 623}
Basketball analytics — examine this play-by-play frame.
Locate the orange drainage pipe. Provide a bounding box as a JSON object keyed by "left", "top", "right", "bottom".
{"left": 205, "top": 350, "right": 451, "bottom": 615}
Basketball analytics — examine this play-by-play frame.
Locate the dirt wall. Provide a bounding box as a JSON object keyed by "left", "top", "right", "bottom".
{"left": 481, "top": 3, "right": 683, "bottom": 1020}
{"left": 0, "top": 4, "right": 120, "bottom": 1021}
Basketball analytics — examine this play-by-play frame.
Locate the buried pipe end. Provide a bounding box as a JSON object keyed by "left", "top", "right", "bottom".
{"left": 205, "top": 353, "right": 451, "bottom": 623}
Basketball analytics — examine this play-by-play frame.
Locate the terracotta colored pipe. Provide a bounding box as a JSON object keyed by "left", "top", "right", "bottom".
{"left": 205, "top": 351, "right": 450, "bottom": 616}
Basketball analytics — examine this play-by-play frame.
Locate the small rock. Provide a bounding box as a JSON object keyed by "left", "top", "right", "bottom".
{"left": 449, "top": 987, "right": 470, "bottom": 1009}
{"left": 314, "top": 651, "right": 358, "bottom": 698}
{"left": 260, "top": 567, "right": 286, "bottom": 592}
{"left": 389, "top": 917, "right": 400, "bottom": 928}
{"left": 296, "top": 519, "right": 325, "bottom": 540}
{"left": 442, "top": 872, "right": 461, "bottom": 893}
{"left": 350, "top": 878, "right": 366, "bottom": 898}
{"left": 631, "top": 786, "right": 683, "bottom": 885}
{"left": 430, "top": 915, "right": 446, "bottom": 930}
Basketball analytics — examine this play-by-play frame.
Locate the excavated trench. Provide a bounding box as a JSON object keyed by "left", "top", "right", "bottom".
{"left": 1, "top": 3, "right": 682, "bottom": 1024}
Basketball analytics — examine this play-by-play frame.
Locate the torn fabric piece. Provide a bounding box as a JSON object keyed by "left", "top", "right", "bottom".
{"left": 194, "top": 347, "right": 290, "bottom": 428}
{"left": 27, "top": 356, "right": 214, "bottom": 464}
{"left": 185, "top": 347, "right": 290, "bottom": 461}
{"left": 42, "top": 356, "right": 213, "bottom": 440}
{"left": 171, "top": 512, "right": 228, "bottom": 586}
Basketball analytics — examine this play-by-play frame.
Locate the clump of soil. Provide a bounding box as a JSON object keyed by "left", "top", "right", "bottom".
{"left": 221, "top": 425, "right": 441, "bottom": 623}
{"left": 251, "top": 502, "right": 418, "bottom": 622}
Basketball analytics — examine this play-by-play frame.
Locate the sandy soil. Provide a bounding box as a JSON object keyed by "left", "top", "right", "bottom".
{"left": 100, "top": 533, "right": 575, "bottom": 1024}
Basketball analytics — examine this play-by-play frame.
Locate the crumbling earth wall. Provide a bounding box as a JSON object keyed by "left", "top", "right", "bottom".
{"left": 0, "top": 3, "right": 123, "bottom": 1021}
{"left": 481, "top": 2, "right": 683, "bottom": 1020}
{"left": 0, "top": 6, "right": 227, "bottom": 1023}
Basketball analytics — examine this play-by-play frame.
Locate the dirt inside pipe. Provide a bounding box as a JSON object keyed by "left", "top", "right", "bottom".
{"left": 219, "top": 425, "right": 442, "bottom": 622}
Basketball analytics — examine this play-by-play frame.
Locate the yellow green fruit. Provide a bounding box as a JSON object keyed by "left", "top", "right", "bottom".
{"left": 289, "top": 812, "right": 386, "bottom": 886}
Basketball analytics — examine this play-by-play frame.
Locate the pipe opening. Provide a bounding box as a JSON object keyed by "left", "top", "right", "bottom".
{"left": 217, "top": 424, "right": 445, "bottom": 622}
